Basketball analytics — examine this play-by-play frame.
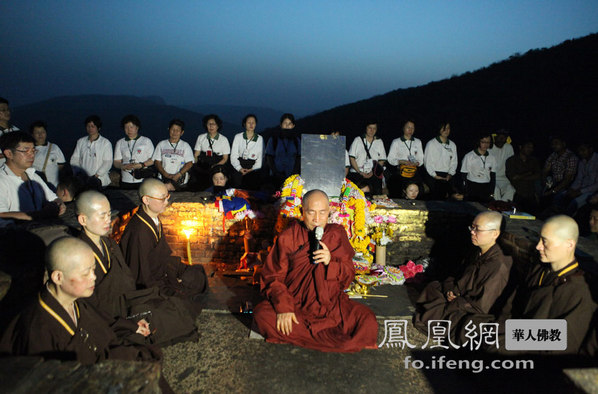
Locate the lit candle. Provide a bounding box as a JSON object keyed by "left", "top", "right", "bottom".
{"left": 182, "top": 228, "right": 194, "bottom": 264}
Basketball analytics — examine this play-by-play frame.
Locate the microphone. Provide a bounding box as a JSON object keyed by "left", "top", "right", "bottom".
{"left": 310, "top": 226, "right": 324, "bottom": 263}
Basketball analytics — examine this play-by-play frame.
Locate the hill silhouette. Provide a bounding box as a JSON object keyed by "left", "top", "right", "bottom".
{"left": 266, "top": 33, "right": 598, "bottom": 158}
{"left": 179, "top": 104, "right": 285, "bottom": 130}
{"left": 12, "top": 95, "right": 240, "bottom": 156}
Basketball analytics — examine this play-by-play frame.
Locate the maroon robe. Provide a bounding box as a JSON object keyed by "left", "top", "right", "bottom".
{"left": 254, "top": 221, "right": 378, "bottom": 352}
{"left": 119, "top": 207, "right": 208, "bottom": 299}
{"left": 414, "top": 243, "right": 512, "bottom": 340}
{"left": 78, "top": 233, "right": 198, "bottom": 346}
{"left": 0, "top": 286, "right": 161, "bottom": 364}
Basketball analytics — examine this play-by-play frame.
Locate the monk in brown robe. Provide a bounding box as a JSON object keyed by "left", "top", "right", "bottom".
{"left": 504, "top": 215, "right": 596, "bottom": 354}
{"left": 76, "top": 191, "right": 198, "bottom": 346}
{"left": 254, "top": 189, "right": 378, "bottom": 352}
{"left": 119, "top": 179, "right": 208, "bottom": 299}
{"left": 414, "top": 211, "right": 512, "bottom": 340}
{"left": 0, "top": 237, "right": 161, "bottom": 364}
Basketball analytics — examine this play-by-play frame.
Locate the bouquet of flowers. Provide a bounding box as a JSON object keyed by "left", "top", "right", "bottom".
{"left": 369, "top": 214, "right": 397, "bottom": 246}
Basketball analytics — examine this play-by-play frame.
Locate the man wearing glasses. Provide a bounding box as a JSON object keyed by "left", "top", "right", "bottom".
{"left": 0, "top": 131, "right": 65, "bottom": 226}
{"left": 414, "top": 211, "right": 512, "bottom": 342}
{"left": 120, "top": 178, "right": 208, "bottom": 301}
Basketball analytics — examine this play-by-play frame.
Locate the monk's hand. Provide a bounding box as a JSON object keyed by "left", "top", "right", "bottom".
{"left": 136, "top": 319, "right": 151, "bottom": 337}
{"left": 446, "top": 291, "right": 457, "bottom": 302}
{"left": 276, "top": 312, "right": 298, "bottom": 335}
{"left": 313, "top": 242, "right": 331, "bottom": 265}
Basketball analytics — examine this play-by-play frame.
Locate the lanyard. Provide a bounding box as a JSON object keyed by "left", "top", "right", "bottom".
{"left": 402, "top": 139, "right": 413, "bottom": 155}
{"left": 207, "top": 135, "right": 216, "bottom": 151}
{"left": 168, "top": 140, "right": 179, "bottom": 152}
{"left": 127, "top": 138, "right": 138, "bottom": 160}
{"left": 479, "top": 155, "right": 487, "bottom": 168}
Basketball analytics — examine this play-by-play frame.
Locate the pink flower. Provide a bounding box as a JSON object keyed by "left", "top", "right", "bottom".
{"left": 399, "top": 260, "right": 424, "bottom": 279}
{"left": 386, "top": 215, "right": 397, "bottom": 223}
{"left": 374, "top": 215, "right": 384, "bottom": 224}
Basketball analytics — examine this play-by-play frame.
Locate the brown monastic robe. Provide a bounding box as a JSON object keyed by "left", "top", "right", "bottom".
{"left": 414, "top": 243, "right": 513, "bottom": 339}
{"left": 512, "top": 261, "right": 596, "bottom": 354}
{"left": 78, "top": 232, "right": 198, "bottom": 346}
{"left": 0, "top": 286, "right": 161, "bottom": 364}
{"left": 254, "top": 221, "right": 378, "bottom": 352}
{"left": 119, "top": 207, "right": 208, "bottom": 299}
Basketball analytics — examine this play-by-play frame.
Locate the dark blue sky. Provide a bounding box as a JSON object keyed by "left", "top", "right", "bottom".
{"left": 2, "top": 1, "right": 597, "bottom": 116}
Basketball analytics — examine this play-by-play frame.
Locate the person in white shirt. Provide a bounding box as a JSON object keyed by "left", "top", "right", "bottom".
{"left": 387, "top": 120, "right": 424, "bottom": 198}
{"left": 192, "top": 114, "right": 230, "bottom": 191}
{"left": 488, "top": 130, "right": 515, "bottom": 201}
{"left": 0, "top": 97, "right": 20, "bottom": 165}
{"left": 70, "top": 115, "right": 113, "bottom": 189}
{"left": 348, "top": 121, "right": 386, "bottom": 195}
{"left": 0, "top": 131, "right": 65, "bottom": 227}
{"left": 461, "top": 134, "right": 497, "bottom": 203}
{"left": 30, "top": 121, "right": 65, "bottom": 189}
{"left": 152, "top": 119, "right": 194, "bottom": 191}
{"left": 113, "top": 114, "right": 155, "bottom": 189}
{"left": 424, "top": 122, "right": 459, "bottom": 200}
{"left": 230, "top": 114, "right": 264, "bottom": 190}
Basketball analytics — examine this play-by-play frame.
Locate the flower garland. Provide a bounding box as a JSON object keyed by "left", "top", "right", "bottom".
{"left": 279, "top": 174, "right": 304, "bottom": 218}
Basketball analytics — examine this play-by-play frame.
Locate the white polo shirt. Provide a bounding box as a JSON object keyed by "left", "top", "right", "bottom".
{"left": 70, "top": 135, "right": 113, "bottom": 187}
{"left": 152, "top": 139, "right": 194, "bottom": 185}
{"left": 194, "top": 133, "right": 231, "bottom": 156}
{"left": 0, "top": 165, "right": 58, "bottom": 213}
{"left": 424, "top": 137, "right": 458, "bottom": 177}
{"left": 32, "top": 142, "right": 66, "bottom": 188}
{"left": 387, "top": 137, "right": 424, "bottom": 167}
{"left": 230, "top": 132, "right": 264, "bottom": 171}
{"left": 114, "top": 136, "right": 155, "bottom": 184}
{"left": 348, "top": 136, "right": 386, "bottom": 173}
{"left": 488, "top": 143, "right": 514, "bottom": 179}
{"left": 461, "top": 149, "right": 497, "bottom": 183}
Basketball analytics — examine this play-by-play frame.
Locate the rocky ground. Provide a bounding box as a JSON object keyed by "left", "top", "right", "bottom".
{"left": 160, "top": 264, "right": 589, "bottom": 394}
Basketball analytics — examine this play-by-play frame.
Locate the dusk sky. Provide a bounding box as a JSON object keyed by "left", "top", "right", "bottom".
{"left": 2, "top": 1, "right": 597, "bottom": 116}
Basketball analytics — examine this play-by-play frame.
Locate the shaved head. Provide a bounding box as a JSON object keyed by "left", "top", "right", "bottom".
{"left": 76, "top": 190, "right": 108, "bottom": 217}
{"left": 544, "top": 215, "right": 579, "bottom": 244}
{"left": 302, "top": 189, "right": 330, "bottom": 231}
{"left": 139, "top": 178, "right": 166, "bottom": 198}
{"left": 46, "top": 237, "right": 94, "bottom": 278}
{"left": 302, "top": 189, "right": 329, "bottom": 208}
{"left": 475, "top": 211, "right": 503, "bottom": 232}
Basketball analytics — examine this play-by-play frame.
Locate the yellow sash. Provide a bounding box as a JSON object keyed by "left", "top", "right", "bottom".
{"left": 38, "top": 293, "right": 80, "bottom": 336}
{"left": 92, "top": 239, "right": 111, "bottom": 274}
{"left": 539, "top": 262, "right": 578, "bottom": 286}
{"left": 135, "top": 213, "right": 160, "bottom": 243}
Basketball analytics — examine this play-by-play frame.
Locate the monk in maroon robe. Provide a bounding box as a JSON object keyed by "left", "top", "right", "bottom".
{"left": 254, "top": 189, "right": 378, "bottom": 352}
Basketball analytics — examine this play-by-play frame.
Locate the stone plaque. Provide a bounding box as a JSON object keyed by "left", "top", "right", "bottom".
{"left": 301, "top": 134, "right": 346, "bottom": 197}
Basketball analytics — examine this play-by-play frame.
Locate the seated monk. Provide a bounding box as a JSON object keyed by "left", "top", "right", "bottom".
{"left": 0, "top": 237, "right": 161, "bottom": 364}
{"left": 502, "top": 215, "right": 596, "bottom": 353}
{"left": 414, "top": 211, "right": 512, "bottom": 341}
{"left": 76, "top": 190, "right": 198, "bottom": 345}
{"left": 254, "top": 189, "right": 378, "bottom": 352}
{"left": 119, "top": 178, "right": 208, "bottom": 299}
